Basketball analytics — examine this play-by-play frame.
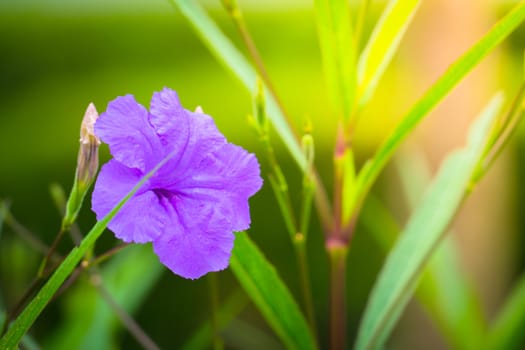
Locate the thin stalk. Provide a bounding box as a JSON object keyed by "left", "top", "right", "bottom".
{"left": 293, "top": 234, "right": 317, "bottom": 340}
{"left": 268, "top": 174, "right": 297, "bottom": 240}
{"left": 221, "top": 0, "right": 292, "bottom": 134}
{"left": 3, "top": 209, "right": 50, "bottom": 256}
{"left": 252, "top": 120, "right": 318, "bottom": 339}
{"left": 296, "top": 140, "right": 318, "bottom": 337}
{"left": 332, "top": 126, "right": 346, "bottom": 243}
{"left": 327, "top": 243, "right": 348, "bottom": 350}
{"left": 37, "top": 228, "right": 66, "bottom": 277}
{"left": 208, "top": 273, "right": 224, "bottom": 350}
{"left": 90, "top": 270, "right": 161, "bottom": 350}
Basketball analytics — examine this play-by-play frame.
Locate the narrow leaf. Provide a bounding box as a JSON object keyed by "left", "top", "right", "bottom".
{"left": 355, "top": 94, "right": 503, "bottom": 350}
{"left": 362, "top": 197, "right": 486, "bottom": 349}
{"left": 487, "top": 273, "right": 525, "bottom": 349}
{"left": 395, "top": 151, "right": 485, "bottom": 349}
{"left": 357, "top": 0, "right": 420, "bottom": 106}
{"left": 230, "top": 232, "right": 316, "bottom": 350}
{"left": 353, "top": 2, "right": 525, "bottom": 210}
{"left": 170, "top": 0, "right": 305, "bottom": 169}
{"left": 314, "top": 0, "right": 357, "bottom": 122}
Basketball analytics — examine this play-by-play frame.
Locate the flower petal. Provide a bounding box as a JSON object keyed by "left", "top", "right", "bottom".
{"left": 152, "top": 205, "right": 234, "bottom": 279}
{"left": 176, "top": 143, "right": 262, "bottom": 231}
{"left": 149, "top": 88, "right": 191, "bottom": 156}
{"left": 151, "top": 97, "right": 228, "bottom": 188}
{"left": 91, "top": 160, "right": 163, "bottom": 243}
{"left": 96, "top": 95, "right": 161, "bottom": 172}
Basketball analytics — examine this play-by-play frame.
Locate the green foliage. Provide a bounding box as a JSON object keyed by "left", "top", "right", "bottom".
{"left": 355, "top": 95, "right": 504, "bottom": 350}
{"left": 230, "top": 232, "right": 316, "bottom": 350}
{"left": 0, "top": 149, "right": 177, "bottom": 349}
{"left": 314, "top": 0, "right": 357, "bottom": 123}
{"left": 353, "top": 2, "right": 525, "bottom": 213}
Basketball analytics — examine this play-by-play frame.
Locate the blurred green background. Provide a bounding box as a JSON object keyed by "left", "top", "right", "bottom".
{"left": 1, "top": 0, "right": 524, "bottom": 349}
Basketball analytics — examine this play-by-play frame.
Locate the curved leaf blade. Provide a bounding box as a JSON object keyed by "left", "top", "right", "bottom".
{"left": 357, "top": 0, "right": 420, "bottom": 106}
{"left": 230, "top": 232, "right": 316, "bottom": 350}
{"left": 355, "top": 94, "right": 503, "bottom": 350}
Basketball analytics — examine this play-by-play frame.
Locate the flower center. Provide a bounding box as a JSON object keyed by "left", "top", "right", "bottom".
{"left": 152, "top": 188, "right": 177, "bottom": 201}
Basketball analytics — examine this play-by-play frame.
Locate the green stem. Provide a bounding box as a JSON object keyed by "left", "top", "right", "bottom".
{"left": 208, "top": 273, "right": 224, "bottom": 350}
{"left": 37, "top": 228, "right": 65, "bottom": 278}
{"left": 221, "top": 0, "right": 292, "bottom": 134}
{"left": 327, "top": 243, "right": 348, "bottom": 350}
{"left": 294, "top": 234, "right": 318, "bottom": 340}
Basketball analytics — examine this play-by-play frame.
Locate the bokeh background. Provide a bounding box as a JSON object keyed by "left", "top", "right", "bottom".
{"left": 0, "top": 0, "right": 524, "bottom": 349}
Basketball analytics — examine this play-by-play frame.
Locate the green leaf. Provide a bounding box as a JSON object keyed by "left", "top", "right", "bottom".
{"left": 0, "top": 149, "right": 177, "bottom": 349}
{"left": 395, "top": 151, "right": 485, "bottom": 349}
{"left": 353, "top": 2, "right": 525, "bottom": 211}
{"left": 314, "top": 0, "right": 357, "bottom": 123}
{"left": 357, "top": 0, "right": 420, "bottom": 106}
{"left": 487, "top": 273, "right": 525, "bottom": 349}
{"left": 230, "top": 232, "right": 316, "bottom": 350}
{"left": 169, "top": 0, "right": 305, "bottom": 169}
{"left": 362, "top": 196, "right": 486, "bottom": 349}
{"left": 355, "top": 94, "right": 503, "bottom": 350}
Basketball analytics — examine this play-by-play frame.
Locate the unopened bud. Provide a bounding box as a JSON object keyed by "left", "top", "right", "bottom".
{"left": 63, "top": 103, "right": 100, "bottom": 230}
{"left": 77, "top": 103, "right": 100, "bottom": 187}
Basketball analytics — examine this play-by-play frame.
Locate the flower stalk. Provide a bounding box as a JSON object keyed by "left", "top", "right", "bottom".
{"left": 37, "top": 103, "right": 100, "bottom": 277}
{"left": 250, "top": 80, "right": 318, "bottom": 339}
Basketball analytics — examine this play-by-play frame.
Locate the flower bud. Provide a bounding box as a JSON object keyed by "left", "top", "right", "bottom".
{"left": 77, "top": 103, "right": 100, "bottom": 187}
{"left": 63, "top": 103, "right": 100, "bottom": 230}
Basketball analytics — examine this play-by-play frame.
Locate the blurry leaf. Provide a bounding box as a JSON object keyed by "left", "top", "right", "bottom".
{"left": 362, "top": 197, "right": 486, "bottom": 349}
{"left": 357, "top": 0, "right": 420, "bottom": 106}
{"left": 355, "top": 94, "right": 503, "bottom": 350}
{"left": 170, "top": 0, "right": 305, "bottom": 169}
{"left": 314, "top": 0, "right": 357, "bottom": 122}
{"left": 230, "top": 232, "right": 316, "bottom": 350}
{"left": 0, "top": 149, "right": 175, "bottom": 349}
{"left": 44, "top": 245, "right": 163, "bottom": 350}
{"left": 487, "top": 273, "right": 525, "bottom": 349}
{"left": 181, "top": 289, "right": 248, "bottom": 350}
{"left": 395, "top": 150, "right": 485, "bottom": 349}
{"left": 417, "top": 240, "right": 486, "bottom": 349}
{"left": 353, "top": 2, "right": 525, "bottom": 210}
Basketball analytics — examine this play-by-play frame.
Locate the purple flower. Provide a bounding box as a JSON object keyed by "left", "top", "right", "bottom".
{"left": 91, "top": 88, "right": 262, "bottom": 279}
